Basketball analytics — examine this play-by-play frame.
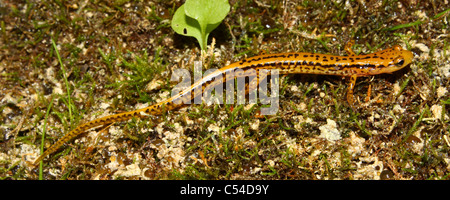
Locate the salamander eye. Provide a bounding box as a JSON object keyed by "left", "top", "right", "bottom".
{"left": 395, "top": 59, "right": 405, "bottom": 66}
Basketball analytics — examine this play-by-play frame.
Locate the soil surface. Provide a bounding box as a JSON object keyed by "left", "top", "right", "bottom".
{"left": 1, "top": 0, "right": 449, "bottom": 180}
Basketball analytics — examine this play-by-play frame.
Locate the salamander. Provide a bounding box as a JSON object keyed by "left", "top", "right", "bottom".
{"left": 33, "top": 41, "right": 413, "bottom": 165}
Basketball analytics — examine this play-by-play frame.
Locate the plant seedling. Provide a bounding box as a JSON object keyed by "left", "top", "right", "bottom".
{"left": 171, "top": 0, "right": 230, "bottom": 51}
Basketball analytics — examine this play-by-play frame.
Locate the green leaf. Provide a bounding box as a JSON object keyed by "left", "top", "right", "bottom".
{"left": 171, "top": 4, "right": 202, "bottom": 42}
{"left": 184, "top": 0, "right": 230, "bottom": 26}
{"left": 171, "top": 0, "right": 230, "bottom": 50}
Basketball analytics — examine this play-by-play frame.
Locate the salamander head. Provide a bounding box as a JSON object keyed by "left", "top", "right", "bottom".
{"left": 390, "top": 45, "right": 414, "bottom": 70}
{"left": 368, "top": 45, "right": 414, "bottom": 75}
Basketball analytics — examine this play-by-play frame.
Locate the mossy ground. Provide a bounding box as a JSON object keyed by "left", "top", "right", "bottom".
{"left": 0, "top": 0, "right": 449, "bottom": 180}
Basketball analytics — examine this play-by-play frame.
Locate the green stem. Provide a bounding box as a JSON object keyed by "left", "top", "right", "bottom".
{"left": 200, "top": 23, "right": 207, "bottom": 51}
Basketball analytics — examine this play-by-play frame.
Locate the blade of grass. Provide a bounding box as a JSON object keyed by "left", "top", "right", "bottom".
{"left": 383, "top": 20, "right": 423, "bottom": 31}
{"left": 395, "top": 77, "right": 410, "bottom": 99}
{"left": 353, "top": 118, "right": 372, "bottom": 137}
{"left": 384, "top": 8, "right": 450, "bottom": 31}
{"left": 402, "top": 105, "right": 428, "bottom": 143}
{"left": 39, "top": 95, "right": 54, "bottom": 180}
{"left": 432, "top": 8, "right": 450, "bottom": 20}
{"left": 51, "top": 38, "right": 73, "bottom": 125}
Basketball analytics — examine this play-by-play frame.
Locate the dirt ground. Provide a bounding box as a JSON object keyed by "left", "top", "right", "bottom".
{"left": 0, "top": 0, "right": 449, "bottom": 180}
